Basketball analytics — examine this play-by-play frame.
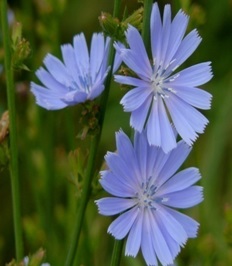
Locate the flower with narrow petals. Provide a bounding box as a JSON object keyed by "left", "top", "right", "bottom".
{"left": 115, "top": 3, "right": 213, "bottom": 153}
{"left": 31, "top": 33, "right": 111, "bottom": 110}
{"left": 96, "top": 130, "right": 203, "bottom": 266}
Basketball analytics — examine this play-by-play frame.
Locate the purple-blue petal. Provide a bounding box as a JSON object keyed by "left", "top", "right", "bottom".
{"left": 95, "top": 197, "right": 136, "bottom": 216}
{"left": 171, "top": 85, "right": 212, "bottom": 110}
{"left": 108, "top": 207, "right": 139, "bottom": 239}
{"left": 157, "top": 167, "right": 201, "bottom": 196}
{"left": 141, "top": 210, "right": 158, "bottom": 266}
{"left": 155, "top": 140, "right": 191, "bottom": 187}
{"left": 43, "top": 54, "right": 72, "bottom": 87}
{"left": 130, "top": 97, "right": 152, "bottom": 132}
{"left": 164, "top": 207, "right": 199, "bottom": 238}
{"left": 126, "top": 25, "right": 153, "bottom": 77}
{"left": 162, "top": 186, "right": 203, "bottom": 208}
{"left": 120, "top": 87, "right": 152, "bottom": 112}
{"left": 125, "top": 211, "right": 143, "bottom": 257}
{"left": 165, "top": 93, "right": 209, "bottom": 145}
{"left": 30, "top": 82, "right": 67, "bottom": 110}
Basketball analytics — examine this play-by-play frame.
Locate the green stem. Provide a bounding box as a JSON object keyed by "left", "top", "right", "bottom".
{"left": 109, "top": 1, "right": 153, "bottom": 264}
{"left": 110, "top": 239, "right": 124, "bottom": 266}
{"left": 113, "top": 0, "right": 121, "bottom": 17}
{"left": 142, "top": 0, "right": 153, "bottom": 52}
{"left": 0, "top": 0, "right": 24, "bottom": 260}
{"left": 64, "top": 1, "right": 121, "bottom": 265}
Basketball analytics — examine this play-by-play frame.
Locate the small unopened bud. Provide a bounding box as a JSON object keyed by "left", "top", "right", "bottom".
{"left": 99, "top": 12, "right": 120, "bottom": 38}
{"left": 29, "top": 248, "right": 46, "bottom": 266}
{"left": 123, "top": 7, "right": 143, "bottom": 30}
{"left": 11, "top": 22, "right": 31, "bottom": 71}
{"left": 12, "top": 22, "right": 22, "bottom": 46}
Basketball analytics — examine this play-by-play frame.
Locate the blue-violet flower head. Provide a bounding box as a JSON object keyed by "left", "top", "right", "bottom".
{"left": 114, "top": 3, "right": 213, "bottom": 153}
{"left": 31, "top": 33, "right": 111, "bottom": 110}
{"left": 96, "top": 130, "right": 203, "bottom": 266}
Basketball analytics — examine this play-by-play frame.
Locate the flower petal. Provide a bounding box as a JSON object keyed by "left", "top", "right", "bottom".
{"left": 43, "top": 54, "right": 72, "bottom": 87}
{"left": 130, "top": 97, "right": 152, "bottom": 132}
{"left": 149, "top": 210, "right": 174, "bottom": 265}
{"left": 115, "top": 131, "right": 141, "bottom": 184}
{"left": 150, "top": 2, "right": 162, "bottom": 68}
{"left": 125, "top": 210, "right": 143, "bottom": 257}
{"left": 147, "top": 99, "right": 177, "bottom": 153}
{"left": 154, "top": 211, "right": 181, "bottom": 259}
{"left": 120, "top": 87, "right": 152, "bottom": 112}
{"left": 141, "top": 210, "right": 158, "bottom": 266}
{"left": 165, "top": 29, "right": 202, "bottom": 74}
{"left": 165, "top": 207, "right": 199, "bottom": 238}
{"left": 30, "top": 82, "right": 67, "bottom": 110}
{"left": 155, "top": 141, "right": 192, "bottom": 187}
{"left": 162, "top": 186, "right": 203, "bottom": 208}
{"left": 90, "top": 33, "right": 105, "bottom": 81}
{"left": 172, "top": 85, "right": 212, "bottom": 110}
{"left": 165, "top": 93, "right": 209, "bottom": 145}
{"left": 157, "top": 167, "right": 201, "bottom": 196}
{"left": 119, "top": 49, "right": 151, "bottom": 81}
{"left": 156, "top": 207, "right": 188, "bottom": 246}
{"left": 126, "top": 25, "right": 152, "bottom": 77}
{"left": 113, "top": 42, "right": 124, "bottom": 73}
{"left": 168, "top": 62, "right": 213, "bottom": 87}
{"left": 114, "top": 75, "right": 148, "bottom": 87}
{"left": 108, "top": 207, "right": 139, "bottom": 239}
{"left": 35, "top": 67, "right": 67, "bottom": 93}
{"left": 134, "top": 130, "right": 149, "bottom": 180}
{"left": 61, "top": 90, "right": 87, "bottom": 104}
{"left": 95, "top": 197, "right": 136, "bottom": 216}
{"left": 61, "top": 44, "right": 80, "bottom": 86}
{"left": 73, "top": 33, "right": 89, "bottom": 75}
{"left": 163, "top": 9, "right": 189, "bottom": 69}
{"left": 100, "top": 171, "right": 135, "bottom": 197}
{"left": 159, "top": 4, "right": 171, "bottom": 68}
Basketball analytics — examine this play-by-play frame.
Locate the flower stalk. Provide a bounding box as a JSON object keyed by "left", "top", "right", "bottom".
{"left": 64, "top": 1, "right": 121, "bottom": 265}
{"left": 0, "top": 0, "right": 24, "bottom": 260}
{"left": 142, "top": 0, "right": 153, "bottom": 51}
{"left": 110, "top": 239, "right": 124, "bottom": 266}
{"left": 109, "top": 0, "right": 153, "bottom": 264}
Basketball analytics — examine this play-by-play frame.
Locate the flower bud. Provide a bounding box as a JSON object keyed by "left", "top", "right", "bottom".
{"left": 11, "top": 22, "right": 31, "bottom": 71}
{"left": 99, "top": 12, "right": 120, "bottom": 38}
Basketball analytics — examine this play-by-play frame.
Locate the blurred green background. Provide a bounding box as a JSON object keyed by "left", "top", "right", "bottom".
{"left": 0, "top": 0, "right": 232, "bottom": 265}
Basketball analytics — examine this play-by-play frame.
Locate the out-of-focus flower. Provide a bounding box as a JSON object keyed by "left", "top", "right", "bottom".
{"left": 23, "top": 255, "right": 50, "bottom": 266}
{"left": 115, "top": 3, "right": 213, "bottom": 153}
{"left": 96, "top": 130, "right": 203, "bottom": 266}
{"left": 31, "top": 33, "right": 111, "bottom": 110}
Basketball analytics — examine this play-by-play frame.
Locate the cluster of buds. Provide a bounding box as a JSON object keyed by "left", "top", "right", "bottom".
{"left": 6, "top": 248, "right": 49, "bottom": 266}
{"left": 79, "top": 101, "right": 101, "bottom": 140}
{"left": 99, "top": 7, "right": 143, "bottom": 42}
{"left": 11, "top": 22, "right": 31, "bottom": 71}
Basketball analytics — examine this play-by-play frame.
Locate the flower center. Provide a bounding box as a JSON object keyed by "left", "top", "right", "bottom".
{"left": 68, "top": 72, "right": 93, "bottom": 93}
{"left": 79, "top": 72, "right": 93, "bottom": 92}
{"left": 151, "top": 74, "right": 167, "bottom": 100}
{"left": 137, "top": 178, "right": 157, "bottom": 209}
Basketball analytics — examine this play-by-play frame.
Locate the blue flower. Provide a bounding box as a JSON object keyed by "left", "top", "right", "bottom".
{"left": 115, "top": 3, "right": 213, "bottom": 153}
{"left": 31, "top": 33, "right": 111, "bottom": 110}
{"left": 96, "top": 130, "right": 203, "bottom": 266}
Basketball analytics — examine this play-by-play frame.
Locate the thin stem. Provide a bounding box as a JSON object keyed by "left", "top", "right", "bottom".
{"left": 110, "top": 239, "right": 124, "bottom": 266}
{"left": 0, "top": 0, "right": 24, "bottom": 260}
{"left": 110, "top": 1, "right": 153, "bottom": 264}
{"left": 113, "top": 0, "right": 121, "bottom": 17}
{"left": 64, "top": 134, "right": 99, "bottom": 266}
{"left": 142, "top": 0, "right": 153, "bottom": 52}
{"left": 64, "top": 1, "right": 121, "bottom": 265}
